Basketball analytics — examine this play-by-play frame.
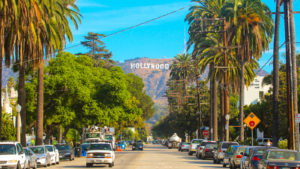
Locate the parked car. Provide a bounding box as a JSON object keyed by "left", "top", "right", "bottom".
{"left": 201, "top": 143, "right": 217, "bottom": 160}
{"left": 23, "top": 147, "right": 37, "bottom": 169}
{"left": 29, "top": 146, "right": 51, "bottom": 167}
{"left": 229, "top": 146, "right": 248, "bottom": 169}
{"left": 244, "top": 146, "right": 277, "bottom": 169}
{"left": 0, "top": 142, "right": 26, "bottom": 169}
{"left": 188, "top": 139, "right": 203, "bottom": 155}
{"left": 213, "top": 141, "right": 239, "bottom": 164}
{"left": 179, "top": 142, "right": 190, "bottom": 152}
{"left": 86, "top": 142, "right": 115, "bottom": 167}
{"left": 223, "top": 145, "right": 240, "bottom": 168}
{"left": 196, "top": 141, "right": 216, "bottom": 159}
{"left": 256, "top": 138, "right": 272, "bottom": 146}
{"left": 257, "top": 149, "right": 300, "bottom": 169}
{"left": 55, "top": 144, "right": 75, "bottom": 161}
{"left": 45, "top": 145, "right": 59, "bottom": 164}
{"left": 132, "top": 141, "right": 143, "bottom": 151}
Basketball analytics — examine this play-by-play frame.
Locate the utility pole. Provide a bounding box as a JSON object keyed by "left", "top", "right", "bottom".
{"left": 284, "top": 0, "right": 294, "bottom": 150}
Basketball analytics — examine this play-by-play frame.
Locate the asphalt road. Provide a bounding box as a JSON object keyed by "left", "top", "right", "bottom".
{"left": 48, "top": 144, "right": 222, "bottom": 169}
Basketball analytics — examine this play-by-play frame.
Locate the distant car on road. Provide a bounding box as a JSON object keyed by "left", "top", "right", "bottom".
{"left": 132, "top": 141, "right": 143, "bottom": 151}
{"left": 86, "top": 142, "right": 115, "bottom": 167}
{"left": 196, "top": 140, "right": 216, "bottom": 159}
{"left": 0, "top": 142, "right": 26, "bottom": 169}
{"left": 29, "top": 146, "right": 51, "bottom": 167}
{"left": 213, "top": 141, "right": 239, "bottom": 164}
{"left": 188, "top": 139, "right": 203, "bottom": 155}
{"left": 24, "top": 147, "right": 37, "bottom": 169}
{"left": 256, "top": 138, "right": 272, "bottom": 146}
{"left": 55, "top": 144, "right": 75, "bottom": 161}
{"left": 257, "top": 149, "right": 300, "bottom": 169}
{"left": 200, "top": 142, "right": 217, "bottom": 160}
{"left": 179, "top": 142, "right": 190, "bottom": 152}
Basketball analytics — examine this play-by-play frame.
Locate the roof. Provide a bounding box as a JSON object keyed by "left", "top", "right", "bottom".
{"left": 0, "top": 141, "right": 19, "bottom": 144}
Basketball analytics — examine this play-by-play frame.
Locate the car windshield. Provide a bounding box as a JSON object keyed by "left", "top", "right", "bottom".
{"left": 45, "top": 146, "right": 54, "bottom": 152}
{"left": 0, "top": 144, "right": 16, "bottom": 155}
{"left": 268, "top": 151, "right": 300, "bottom": 161}
{"left": 192, "top": 140, "right": 201, "bottom": 144}
{"left": 222, "top": 143, "right": 238, "bottom": 149}
{"left": 30, "top": 147, "right": 45, "bottom": 154}
{"left": 56, "top": 145, "right": 71, "bottom": 151}
{"left": 89, "top": 144, "right": 111, "bottom": 151}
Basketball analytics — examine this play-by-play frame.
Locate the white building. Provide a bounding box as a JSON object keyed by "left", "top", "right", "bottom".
{"left": 244, "top": 72, "right": 271, "bottom": 105}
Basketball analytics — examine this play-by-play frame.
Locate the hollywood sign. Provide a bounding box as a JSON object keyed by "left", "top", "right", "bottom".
{"left": 130, "top": 63, "right": 170, "bottom": 70}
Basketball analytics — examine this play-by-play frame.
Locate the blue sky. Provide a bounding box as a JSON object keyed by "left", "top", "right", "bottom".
{"left": 66, "top": 0, "right": 300, "bottom": 73}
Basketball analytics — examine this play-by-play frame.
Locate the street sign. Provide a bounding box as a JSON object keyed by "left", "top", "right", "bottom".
{"left": 203, "top": 130, "right": 209, "bottom": 137}
{"left": 244, "top": 112, "right": 261, "bottom": 130}
{"left": 295, "top": 114, "right": 300, "bottom": 123}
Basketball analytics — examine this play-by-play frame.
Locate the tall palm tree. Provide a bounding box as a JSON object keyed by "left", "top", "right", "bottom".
{"left": 222, "top": 0, "right": 273, "bottom": 141}
{"left": 33, "top": 0, "right": 81, "bottom": 145}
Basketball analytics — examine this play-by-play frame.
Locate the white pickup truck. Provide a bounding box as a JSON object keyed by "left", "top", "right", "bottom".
{"left": 86, "top": 142, "right": 115, "bottom": 167}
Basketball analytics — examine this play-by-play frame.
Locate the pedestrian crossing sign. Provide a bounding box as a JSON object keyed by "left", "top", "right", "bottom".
{"left": 244, "top": 112, "right": 261, "bottom": 130}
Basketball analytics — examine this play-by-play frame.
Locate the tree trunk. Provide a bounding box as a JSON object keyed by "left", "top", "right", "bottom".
{"left": 272, "top": 0, "right": 281, "bottom": 147}
{"left": 36, "top": 61, "right": 44, "bottom": 145}
{"left": 0, "top": 58, "right": 2, "bottom": 139}
{"left": 225, "top": 87, "right": 230, "bottom": 141}
{"left": 59, "top": 126, "right": 62, "bottom": 143}
{"left": 239, "top": 61, "right": 245, "bottom": 142}
{"left": 19, "top": 62, "right": 27, "bottom": 146}
{"left": 213, "top": 75, "right": 218, "bottom": 141}
{"left": 289, "top": 0, "right": 299, "bottom": 151}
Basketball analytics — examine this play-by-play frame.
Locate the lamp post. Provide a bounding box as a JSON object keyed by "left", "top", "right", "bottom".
{"left": 16, "top": 104, "right": 22, "bottom": 143}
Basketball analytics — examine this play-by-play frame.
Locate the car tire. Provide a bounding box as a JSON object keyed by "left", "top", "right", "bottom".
{"left": 216, "top": 159, "right": 220, "bottom": 164}
{"left": 223, "top": 164, "right": 226, "bottom": 168}
{"left": 86, "top": 163, "right": 93, "bottom": 167}
{"left": 109, "top": 162, "right": 114, "bottom": 168}
{"left": 213, "top": 159, "right": 216, "bottom": 164}
{"left": 188, "top": 152, "right": 193, "bottom": 156}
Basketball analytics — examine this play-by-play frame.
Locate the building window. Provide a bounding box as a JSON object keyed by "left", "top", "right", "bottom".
{"left": 259, "top": 91, "right": 264, "bottom": 100}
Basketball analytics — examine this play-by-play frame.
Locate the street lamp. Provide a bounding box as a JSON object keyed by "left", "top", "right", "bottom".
{"left": 225, "top": 114, "right": 230, "bottom": 141}
{"left": 16, "top": 104, "right": 22, "bottom": 143}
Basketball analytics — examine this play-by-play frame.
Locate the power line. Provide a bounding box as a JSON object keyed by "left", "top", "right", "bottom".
{"left": 256, "top": 42, "right": 286, "bottom": 73}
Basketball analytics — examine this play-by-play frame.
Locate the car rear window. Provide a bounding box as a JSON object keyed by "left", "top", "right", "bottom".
{"left": 30, "top": 147, "right": 45, "bottom": 154}
{"left": 222, "top": 143, "right": 238, "bottom": 148}
{"left": 268, "top": 151, "right": 300, "bottom": 161}
{"left": 183, "top": 143, "right": 190, "bottom": 145}
{"left": 206, "top": 144, "right": 217, "bottom": 149}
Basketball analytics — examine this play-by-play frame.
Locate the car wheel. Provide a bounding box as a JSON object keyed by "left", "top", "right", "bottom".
{"left": 188, "top": 152, "right": 193, "bottom": 156}
{"left": 213, "top": 159, "right": 216, "bottom": 164}
{"left": 109, "top": 162, "right": 114, "bottom": 167}
{"left": 86, "top": 163, "right": 93, "bottom": 167}
{"left": 216, "top": 159, "right": 220, "bottom": 164}
{"left": 223, "top": 164, "right": 226, "bottom": 168}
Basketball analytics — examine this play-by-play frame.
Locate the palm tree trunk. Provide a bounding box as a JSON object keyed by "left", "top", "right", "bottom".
{"left": 36, "top": 61, "right": 44, "bottom": 145}
{"left": 209, "top": 67, "right": 214, "bottom": 140}
{"left": 213, "top": 75, "right": 218, "bottom": 141}
{"left": 0, "top": 58, "right": 2, "bottom": 139}
{"left": 239, "top": 61, "right": 245, "bottom": 142}
{"left": 19, "top": 62, "right": 27, "bottom": 146}
{"left": 272, "top": 0, "right": 281, "bottom": 147}
{"left": 289, "top": 0, "right": 299, "bottom": 151}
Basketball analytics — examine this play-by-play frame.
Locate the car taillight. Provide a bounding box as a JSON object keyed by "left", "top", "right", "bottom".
{"left": 267, "top": 166, "right": 279, "bottom": 169}
{"left": 205, "top": 149, "right": 209, "bottom": 152}
{"left": 200, "top": 147, "right": 203, "bottom": 150}
{"left": 252, "top": 156, "right": 261, "bottom": 161}
{"left": 219, "top": 149, "right": 222, "bottom": 152}
{"left": 236, "top": 155, "right": 243, "bottom": 158}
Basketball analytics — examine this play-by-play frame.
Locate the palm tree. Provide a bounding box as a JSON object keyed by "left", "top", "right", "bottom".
{"left": 222, "top": 0, "right": 273, "bottom": 141}
{"left": 33, "top": 0, "right": 81, "bottom": 145}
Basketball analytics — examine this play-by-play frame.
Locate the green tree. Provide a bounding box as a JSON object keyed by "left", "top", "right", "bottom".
{"left": 80, "top": 32, "right": 114, "bottom": 68}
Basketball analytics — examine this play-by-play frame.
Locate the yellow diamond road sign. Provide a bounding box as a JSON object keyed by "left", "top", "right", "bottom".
{"left": 244, "top": 112, "right": 261, "bottom": 130}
